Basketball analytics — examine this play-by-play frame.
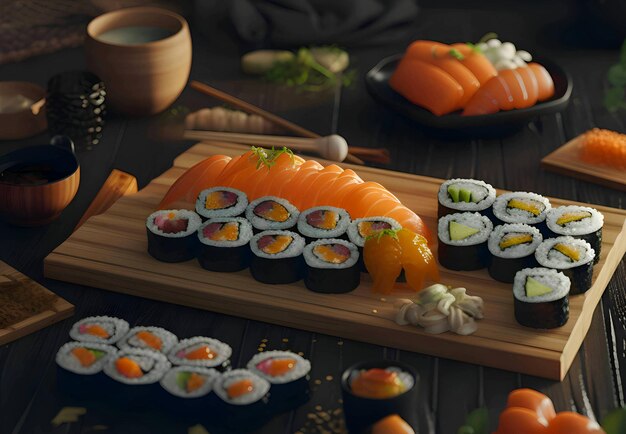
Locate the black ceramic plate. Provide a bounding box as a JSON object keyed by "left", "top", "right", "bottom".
{"left": 365, "top": 54, "right": 573, "bottom": 134}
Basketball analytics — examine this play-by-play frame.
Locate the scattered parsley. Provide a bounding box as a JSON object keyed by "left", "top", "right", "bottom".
{"left": 251, "top": 146, "right": 295, "bottom": 169}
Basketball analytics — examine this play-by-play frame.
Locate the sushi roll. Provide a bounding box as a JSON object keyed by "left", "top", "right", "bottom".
{"left": 146, "top": 209, "right": 202, "bottom": 262}
{"left": 347, "top": 216, "right": 401, "bottom": 271}
{"left": 213, "top": 369, "right": 271, "bottom": 431}
{"left": 303, "top": 239, "right": 360, "bottom": 293}
{"left": 195, "top": 187, "right": 248, "bottom": 219}
{"left": 535, "top": 236, "right": 595, "bottom": 295}
{"left": 56, "top": 341, "right": 117, "bottom": 398}
{"left": 492, "top": 192, "right": 551, "bottom": 235}
{"left": 546, "top": 205, "right": 604, "bottom": 264}
{"left": 117, "top": 326, "right": 178, "bottom": 354}
{"left": 513, "top": 267, "right": 570, "bottom": 329}
{"left": 245, "top": 196, "right": 299, "bottom": 232}
{"left": 167, "top": 337, "right": 232, "bottom": 371}
{"left": 438, "top": 212, "right": 493, "bottom": 271}
{"left": 249, "top": 230, "right": 305, "bottom": 284}
{"left": 69, "top": 316, "right": 130, "bottom": 345}
{"left": 487, "top": 224, "right": 543, "bottom": 283}
{"left": 197, "top": 217, "right": 253, "bottom": 272}
{"left": 159, "top": 365, "right": 219, "bottom": 414}
{"left": 437, "top": 178, "right": 496, "bottom": 219}
{"left": 297, "top": 206, "right": 351, "bottom": 242}
{"left": 341, "top": 361, "right": 419, "bottom": 434}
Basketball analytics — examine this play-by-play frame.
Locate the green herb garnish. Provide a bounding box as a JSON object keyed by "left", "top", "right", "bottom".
{"left": 251, "top": 146, "right": 295, "bottom": 169}
{"left": 605, "top": 39, "right": 626, "bottom": 113}
{"left": 465, "top": 42, "right": 482, "bottom": 54}
{"left": 449, "top": 48, "right": 465, "bottom": 60}
{"left": 365, "top": 228, "right": 400, "bottom": 243}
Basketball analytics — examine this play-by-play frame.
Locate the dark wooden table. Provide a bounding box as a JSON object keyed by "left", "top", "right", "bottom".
{"left": 1, "top": 3, "right": 625, "bottom": 433}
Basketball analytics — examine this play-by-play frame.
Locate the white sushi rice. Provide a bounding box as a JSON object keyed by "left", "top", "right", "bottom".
{"left": 488, "top": 224, "right": 543, "bottom": 258}
{"left": 347, "top": 216, "right": 401, "bottom": 247}
{"left": 197, "top": 217, "right": 253, "bottom": 248}
{"left": 167, "top": 337, "right": 232, "bottom": 368}
{"left": 438, "top": 178, "right": 496, "bottom": 211}
{"left": 146, "top": 209, "right": 202, "bottom": 238}
{"left": 116, "top": 326, "right": 178, "bottom": 354}
{"left": 546, "top": 205, "right": 604, "bottom": 236}
{"left": 245, "top": 196, "right": 300, "bottom": 231}
{"left": 69, "top": 316, "right": 130, "bottom": 345}
{"left": 160, "top": 366, "right": 219, "bottom": 398}
{"left": 535, "top": 236, "right": 595, "bottom": 269}
{"left": 56, "top": 341, "right": 117, "bottom": 375}
{"left": 492, "top": 192, "right": 551, "bottom": 224}
{"left": 513, "top": 267, "right": 570, "bottom": 303}
{"left": 246, "top": 350, "right": 311, "bottom": 384}
{"left": 250, "top": 230, "right": 305, "bottom": 259}
{"left": 438, "top": 212, "right": 493, "bottom": 246}
{"left": 195, "top": 187, "right": 248, "bottom": 219}
{"left": 303, "top": 239, "right": 359, "bottom": 269}
{"left": 103, "top": 348, "right": 171, "bottom": 385}
{"left": 297, "top": 206, "right": 351, "bottom": 239}
{"left": 348, "top": 366, "right": 415, "bottom": 395}
{"left": 214, "top": 369, "right": 270, "bottom": 405}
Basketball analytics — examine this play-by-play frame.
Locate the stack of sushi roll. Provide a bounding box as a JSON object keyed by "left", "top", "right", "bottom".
{"left": 546, "top": 205, "right": 604, "bottom": 264}
{"left": 438, "top": 212, "right": 493, "bottom": 270}
{"left": 303, "top": 239, "right": 360, "bottom": 293}
{"left": 492, "top": 192, "right": 552, "bottom": 236}
{"left": 297, "top": 206, "right": 351, "bottom": 242}
{"left": 513, "top": 267, "right": 570, "bottom": 329}
{"left": 437, "top": 178, "right": 496, "bottom": 219}
{"left": 117, "top": 326, "right": 178, "bottom": 354}
{"left": 197, "top": 217, "right": 253, "bottom": 272}
{"left": 246, "top": 196, "right": 300, "bottom": 232}
{"left": 195, "top": 187, "right": 248, "bottom": 219}
{"left": 168, "top": 337, "right": 233, "bottom": 372}
{"left": 250, "top": 230, "right": 305, "bottom": 284}
{"left": 487, "top": 224, "right": 543, "bottom": 283}
{"left": 146, "top": 209, "right": 202, "bottom": 262}
{"left": 159, "top": 365, "right": 219, "bottom": 414}
{"left": 56, "top": 341, "right": 117, "bottom": 397}
{"left": 70, "top": 316, "right": 130, "bottom": 345}
{"left": 535, "top": 236, "right": 595, "bottom": 295}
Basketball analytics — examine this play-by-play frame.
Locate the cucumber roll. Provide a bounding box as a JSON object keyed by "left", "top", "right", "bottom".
{"left": 213, "top": 369, "right": 271, "bottom": 431}
{"left": 303, "top": 239, "right": 360, "bottom": 293}
{"left": 546, "top": 205, "right": 604, "bottom": 264}
{"left": 347, "top": 216, "right": 401, "bottom": 271}
{"left": 487, "top": 224, "right": 543, "bottom": 283}
{"left": 117, "top": 326, "right": 178, "bottom": 354}
{"left": 535, "top": 236, "right": 595, "bottom": 295}
{"left": 438, "top": 212, "right": 493, "bottom": 271}
{"left": 195, "top": 187, "right": 248, "bottom": 219}
{"left": 297, "top": 206, "right": 351, "bottom": 242}
{"left": 245, "top": 196, "right": 299, "bottom": 232}
{"left": 513, "top": 268, "right": 570, "bottom": 329}
{"left": 69, "top": 316, "right": 129, "bottom": 345}
{"left": 159, "top": 366, "right": 219, "bottom": 415}
{"left": 146, "top": 209, "right": 202, "bottom": 262}
{"left": 250, "top": 230, "right": 305, "bottom": 284}
{"left": 167, "top": 337, "right": 232, "bottom": 371}
{"left": 56, "top": 341, "right": 117, "bottom": 398}
{"left": 492, "top": 192, "right": 551, "bottom": 235}
{"left": 437, "top": 178, "right": 496, "bottom": 219}
{"left": 197, "top": 217, "right": 253, "bottom": 272}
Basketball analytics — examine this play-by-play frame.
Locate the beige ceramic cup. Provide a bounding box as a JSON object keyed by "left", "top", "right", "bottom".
{"left": 85, "top": 7, "right": 192, "bottom": 116}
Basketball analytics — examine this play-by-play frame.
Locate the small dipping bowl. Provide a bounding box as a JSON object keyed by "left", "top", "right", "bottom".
{"left": 0, "top": 136, "right": 80, "bottom": 226}
{"left": 0, "top": 81, "right": 47, "bottom": 140}
{"left": 341, "top": 360, "right": 419, "bottom": 433}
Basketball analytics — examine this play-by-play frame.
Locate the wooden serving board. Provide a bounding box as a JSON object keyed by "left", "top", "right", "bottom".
{"left": 0, "top": 261, "right": 73, "bottom": 345}
{"left": 44, "top": 143, "right": 626, "bottom": 380}
{"left": 541, "top": 136, "right": 626, "bottom": 191}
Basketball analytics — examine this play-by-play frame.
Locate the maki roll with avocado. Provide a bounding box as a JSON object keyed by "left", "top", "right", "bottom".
{"left": 347, "top": 216, "right": 401, "bottom": 271}
{"left": 492, "top": 192, "right": 551, "bottom": 235}
{"left": 159, "top": 366, "right": 219, "bottom": 414}
{"left": 197, "top": 217, "right": 253, "bottom": 272}
{"left": 146, "top": 209, "right": 202, "bottom": 262}
{"left": 437, "top": 178, "right": 496, "bottom": 219}
{"left": 56, "top": 341, "right": 117, "bottom": 397}
{"left": 303, "top": 239, "right": 360, "bottom": 293}
{"left": 297, "top": 206, "right": 351, "bottom": 242}
{"left": 167, "top": 337, "right": 232, "bottom": 371}
{"left": 546, "top": 205, "right": 604, "bottom": 264}
{"left": 535, "top": 236, "right": 595, "bottom": 295}
{"left": 249, "top": 230, "right": 305, "bottom": 284}
{"left": 195, "top": 187, "right": 248, "bottom": 219}
{"left": 69, "top": 316, "right": 129, "bottom": 345}
{"left": 117, "top": 326, "right": 178, "bottom": 354}
{"left": 487, "top": 224, "right": 543, "bottom": 283}
{"left": 513, "top": 268, "right": 570, "bottom": 329}
{"left": 438, "top": 212, "right": 493, "bottom": 271}
{"left": 245, "top": 196, "right": 299, "bottom": 232}
{"left": 213, "top": 369, "right": 271, "bottom": 431}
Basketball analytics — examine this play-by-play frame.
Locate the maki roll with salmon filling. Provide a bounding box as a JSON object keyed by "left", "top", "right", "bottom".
{"left": 513, "top": 268, "right": 570, "bottom": 329}
{"left": 438, "top": 212, "right": 493, "bottom": 271}
{"left": 159, "top": 366, "right": 219, "bottom": 414}
{"left": 213, "top": 369, "right": 271, "bottom": 431}
{"left": 492, "top": 192, "right": 551, "bottom": 236}
{"left": 546, "top": 205, "right": 604, "bottom": 264}
{"left": 56, "top": 341, "right": 117, "bottom": 397}
{"left": 167, "top": 337, "right": 232, "bottom": 372}
{"left": 197, "top": 217, "right": 253, "bottom": 272}
{"left": 117, "top": 326, "right": 178, "bottom": 354}
{"left": 146, "top": 209, "right": 202, "bottom": 262}
{"left": 437, "top": 178, "right": 496, "bottom": 219}
{"left": 297, "top": 206, "right": 351, "bottom": 242}
{"left": 69, "top": 316, "right": 129, "bottom": 345}
{"left": 535, "top": 236, "right": 595, "bottom": 295}
{"left": 250, "top": 230, "right": 305, "bottom": 284}
{"left": 196, "top": 187, "right": 248, "bottom": 219}
{"left": 303, "top": 239, "right": 360, "bottom": 293}
{"left": 347, "top": 216, "right": 401, "bottom": 271}
{"left": 245, "top": 196, "right": 299, "bottom": 232}
{"left": 487, "top": 224, "right": 542, "bottom": 283}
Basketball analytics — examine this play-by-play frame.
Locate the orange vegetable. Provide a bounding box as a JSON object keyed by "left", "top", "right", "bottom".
{"left": 371, "top": 414, "right": 415, "bottom": 434}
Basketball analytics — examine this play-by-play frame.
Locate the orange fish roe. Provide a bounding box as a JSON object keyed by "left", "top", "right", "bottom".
{"left": 579, "top": 128, "right": 626, "bottom": 170}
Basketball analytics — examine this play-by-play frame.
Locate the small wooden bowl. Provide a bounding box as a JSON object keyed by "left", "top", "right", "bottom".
{"left": 0, "top": 82, "right": 47, "bottom": 140}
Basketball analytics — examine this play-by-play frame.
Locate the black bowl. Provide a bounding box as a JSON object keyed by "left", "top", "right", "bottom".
{"left": 365, "top": 54, "right": 573, "bottom": 137}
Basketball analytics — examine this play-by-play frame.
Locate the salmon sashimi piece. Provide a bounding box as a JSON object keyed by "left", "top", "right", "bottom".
{"left": 280, "top": 167, "right": 323, "bottom": 208}
{"left": 297, "top": 164, "right": 344, "bottom": 209}
{"left": 244, "top": 152, "right": 304, "bottom": 199}
{"left": 385, "top": 206, "right": 433, "bottom": 244}
{"left": 341, "top": 182, "right": 399, "bottom": 218}
{"left": 363, "top": 230, "right": 403, "bottom": 293}
{"left": 390, "top": 57, "right": 463, "bottom": 116}
{"left": 516, "top": 66, "right": 539, "bottom": 107}
{"left": 450, "top": 43, "right": 498, "bottom": 85}
{"left": 327, "top": 177, "right": 363, "bottom": 207}
{"left": 273, "top": 161, "right": 321, "bottom": 198}
{"left": 213, "top": 155, "right": 244, "bottom": 185}
{"left": 397, "top": 228, "right": 439, "bottom": 290}
{"left": 500, "top": 69, "right": 531, "bottom": 109}
{"left": 462, "top": 73, "right": 517, "bottom": 115}
{"left": 527, "top": 63, "right": 555, "bottom": 101}
{"left": 371, "top": 414, "right": 415, "bottom": 434}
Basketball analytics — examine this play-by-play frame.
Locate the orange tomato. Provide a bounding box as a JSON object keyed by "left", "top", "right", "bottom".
{"left": 494, "top": 407, "right": 549, "bottom": 434}
{"left": 507, "top": 388, "right": 556, "bottom": 424}
{"left": 546, "top": 412, "right": 606, "bottom": 434}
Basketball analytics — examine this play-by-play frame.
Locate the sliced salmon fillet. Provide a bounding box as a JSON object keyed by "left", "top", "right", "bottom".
{"left": 462, "top": 72, "right": 519, "bottom": 115}
{"left": 527, "top": 63, "right": 555, "bottom": 101}
{"left": 450, "top": 43, "right": 498, "bottom": 85}
{"left": 516, "top": 66, "right": 539, "bottom": 107}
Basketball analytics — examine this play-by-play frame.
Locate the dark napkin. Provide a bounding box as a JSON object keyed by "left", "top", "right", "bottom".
{"left": 229, "top": 0, "right": 419, "bottom": 46}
